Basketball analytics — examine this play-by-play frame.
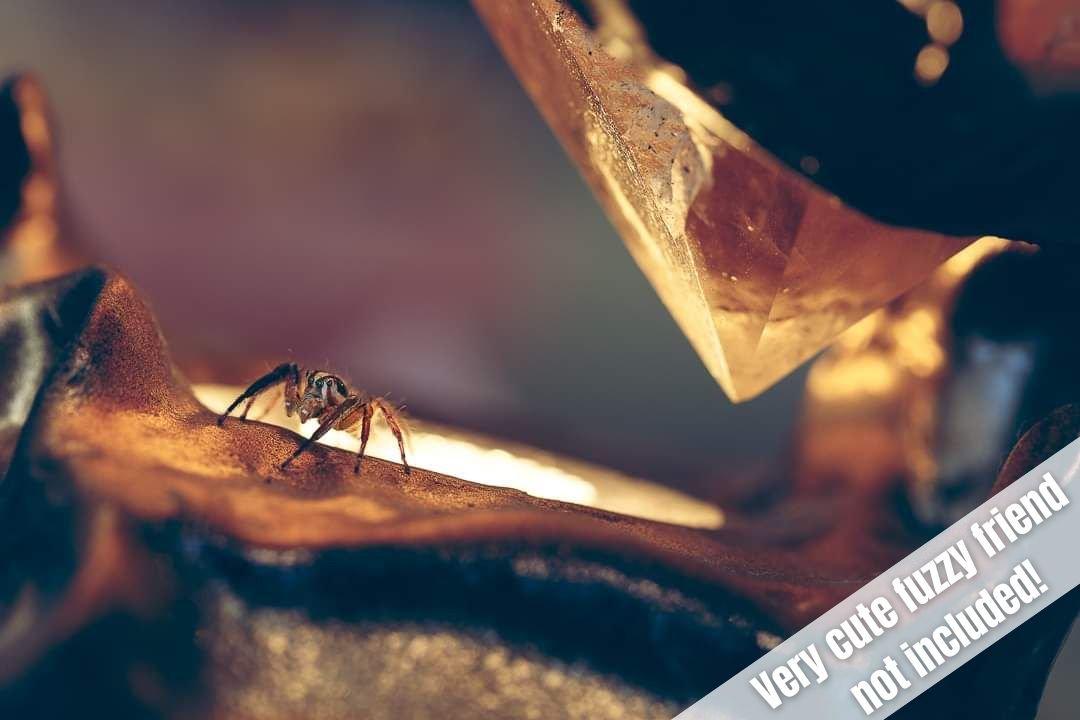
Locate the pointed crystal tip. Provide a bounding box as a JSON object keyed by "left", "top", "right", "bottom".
{"left": 476, "top": 0, "right": 973, "bottom": 401}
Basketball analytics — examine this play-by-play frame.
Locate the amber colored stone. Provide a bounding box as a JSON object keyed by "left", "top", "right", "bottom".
{"left": 474, "top": 0, "right": 972, "bottom": 401}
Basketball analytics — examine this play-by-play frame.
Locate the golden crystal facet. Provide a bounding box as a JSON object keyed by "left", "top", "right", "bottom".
{"left": 474, "top": 0, "right": 973, "bottom": 401}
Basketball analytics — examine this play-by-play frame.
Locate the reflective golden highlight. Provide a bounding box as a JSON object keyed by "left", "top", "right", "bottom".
{"left": 800, "top": 236, "right": 1020, "bottom": 490}
{"left": 194, "top": 384, "right": 725, "bottom": 530}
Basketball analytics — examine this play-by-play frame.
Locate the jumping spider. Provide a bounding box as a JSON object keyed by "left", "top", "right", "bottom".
{"left": 218, "top": 363, "right": 410, "bottom": 474}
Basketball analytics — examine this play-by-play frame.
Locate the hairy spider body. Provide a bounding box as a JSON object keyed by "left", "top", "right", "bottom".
{"left": 218, "top": 363, "right": 410, "bottom": 474}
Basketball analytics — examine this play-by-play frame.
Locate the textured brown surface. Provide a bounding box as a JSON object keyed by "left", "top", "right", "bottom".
{"left": 0, "top": 270, "right": 796, "bottom": 718}
{"left": 0, "top": 59, "right": 1076, "bottom": 718}
{"left": 0, "top": 267, "right": 1075, "bottom": 718}
{"left": 3, "top": 269, "right": 867, "bottom": 628}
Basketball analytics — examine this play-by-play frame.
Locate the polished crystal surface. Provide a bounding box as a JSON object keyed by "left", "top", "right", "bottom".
{"left": 475, "top": 0, "right": 972, "bottom": 400}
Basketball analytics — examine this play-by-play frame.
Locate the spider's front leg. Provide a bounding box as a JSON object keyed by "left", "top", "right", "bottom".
{"left": 217, "top": 362, "right": 302, "bottom": 426}
{"left": 280, "top": 395, "right": 360, "bottom": 469}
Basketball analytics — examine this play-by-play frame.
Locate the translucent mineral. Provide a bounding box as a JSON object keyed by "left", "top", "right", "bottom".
{"left": 475, "top": 0, "right": 972, "bottom": 401}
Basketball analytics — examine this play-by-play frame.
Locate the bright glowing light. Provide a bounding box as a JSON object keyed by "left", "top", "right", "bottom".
{"left": 927, "top": 1, "right": 963, "bottom": 45}
{"left": 915, "top": 44, "right": 950, "bottom": 85}
{"left": 806, "top": 352, "right": 900, "bottom": 402}
{"left": 193, "top": 384, "right": 724, "bottom": 530}
{"left": 940, "top": 237, "right": 1014, "bottom": 278}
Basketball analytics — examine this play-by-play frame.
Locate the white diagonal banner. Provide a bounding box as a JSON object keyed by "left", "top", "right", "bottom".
{"left": 676, "top": 436, "right": 1080, "bottom": 719}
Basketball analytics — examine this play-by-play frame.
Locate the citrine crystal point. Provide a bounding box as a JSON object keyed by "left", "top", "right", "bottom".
{"left": 474, "top": 0, "right": 972, "bottom": 402}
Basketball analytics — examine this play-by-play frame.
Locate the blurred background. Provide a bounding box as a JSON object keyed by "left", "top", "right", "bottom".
{"left": 0, "top": 0, "right": 1073, "bottom": 716}
{"left": 0, "top": 0, "right": 806, "bottom": 498}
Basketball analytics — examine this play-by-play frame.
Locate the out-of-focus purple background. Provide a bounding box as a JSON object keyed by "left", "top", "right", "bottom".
{"left": 0, "top": 1, "right": 1073, "bottom": 715}
{"left": 0, "top": 0, "right": 804, "bottom": 489}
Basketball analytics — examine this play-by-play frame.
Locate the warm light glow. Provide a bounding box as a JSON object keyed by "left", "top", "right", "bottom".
{"left": 926, "top": 1, "right": 964, "bottom": 45}
{"left": 898, "top": 0, "right": 967, "bottom": 85}
{"left": 193, "top": 384, "right": 725, "bottom": 530}
{"left": 807, "top": 352, "right": 900, "bottom": 402}
{"left": 806, "top": 238, "right": 1021, "bottom": 406}
{"left": 14, "top": 79, "right": 52, "bottom": 154}
{"left": 898, "top": 0, "right": 934, "bottom": 13}
{"left": 516, "top": 0, "right": 978, "bottom": 403}
{"left": 890, "top": 307, "right": 944, "bottom": 378}
{"left": 1, "top": 76, "right": 80, "bottom": 287}
{"left": 900, "top": 0, "right": 963, "bottom": 85}
{"left": 940, "top": 236, "right": 1014, "bottom": 278}
{"left": 915, "top": 44, "right": 950, "bottom": 85}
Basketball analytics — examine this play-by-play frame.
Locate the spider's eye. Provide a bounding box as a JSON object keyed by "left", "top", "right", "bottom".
{"left": 335, "top": 380, "right": 347, "bottom": 395}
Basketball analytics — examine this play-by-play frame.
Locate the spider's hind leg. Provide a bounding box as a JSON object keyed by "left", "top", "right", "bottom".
{"left": 337, "top": 400, "right": 374, "bottom": 474}
{"left": 338, "top": 396, "right": 410, "bottom": 475}
{"left": 372, "top": 397, "right": 411, "bottom": 475}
